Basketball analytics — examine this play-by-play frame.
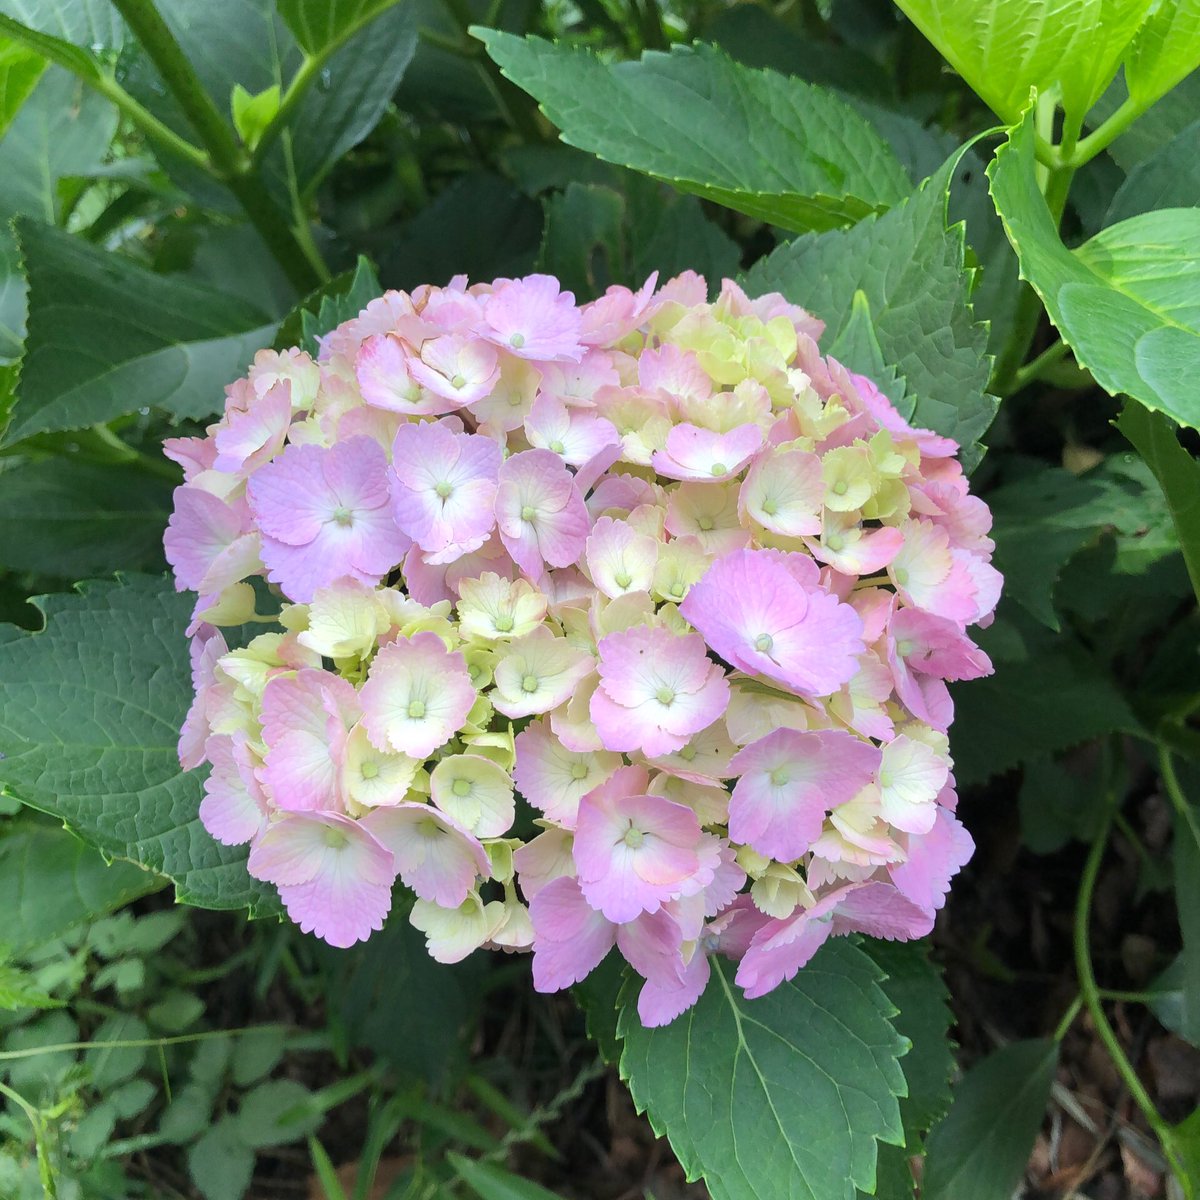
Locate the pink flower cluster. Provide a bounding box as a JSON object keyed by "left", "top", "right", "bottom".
{"left": 166, "top": 270, "right": 998, "bottom": 1026}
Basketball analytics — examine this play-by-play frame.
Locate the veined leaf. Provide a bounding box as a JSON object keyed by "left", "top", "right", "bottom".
{"left": 450, "top": 1154, "right": 568, "bottom": 1200}
{"left": 276, "top": 0, "right": 400, "bottom": 53}
{"left": 7, "top": 219, "right": 275, "bottom": 441}
{"left": 0, "top": 574, "right": 279, "bottom": 917}
{"left": 0, "top": 821, "right": 161, "bottom": 954}
{"left": 0, "top": 37, "right": 43, "bottom": 136}
{"left": 989, "top": 106, "right": 1200, "bottom": 430}
{"left": 921, "top": 1039, "right": 1058, "bottom": 1200}
{"left": 892, "top": 0, "right": 1152, "bottom": 124}
{"left": 1125, "top": 2, "right": 1200, "bottom": 109}
{"left": 275, "top": 255, "right": 380, "bottom": 353}
{"left": 744, "top": 153, "right": 996, "bottom": 464}
{"left": 617, "top": 942, "right": 907, "bottom": 1200}
{"left": 0, "top": 0, "right": 123, "bottom": 52}
{"left": 475, "top": 31, "right": 911, "bottom": 233}
{"left": 1105, "top": 118, "right": 1200, "bottom": 224}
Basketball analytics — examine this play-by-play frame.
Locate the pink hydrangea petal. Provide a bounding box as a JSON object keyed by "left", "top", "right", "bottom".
{"left": 529, "top": 876, "right": 616, "bottom": 991}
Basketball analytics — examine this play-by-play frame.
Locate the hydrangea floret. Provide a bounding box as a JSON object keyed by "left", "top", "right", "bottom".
{"left": 166, "top": 269, "right": 999, "bottom": 1026}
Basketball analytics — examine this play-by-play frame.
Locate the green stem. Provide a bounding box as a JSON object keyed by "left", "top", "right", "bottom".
{"left": 1001, "top": 338, "right": 1071, "bottom": 395}
{"left": 1098, "top": 988, "right": 1173, "bottom": 1004}
{"left": 0, "top": 1081, "right": 57, "bottom": 1199}
{"left": 0, "top": 1023, "right": 292, "bottom": 1062}
{"left": 1053, "top": 995, "right": 1083, "bottom": 1041}
{"left": 1160, "top": 745, "right": 1200, "bottom": 850}
{"left": 88, "top": 423, "right": 182, "bottom": 481}
{"left": 1075, "top": 803, "right": 1189, "bottom": 1191}
{"left": 108, "top": 0, "right": 320, "bottom": 293}
{"left": 1069, "top": 95, "right": 1144, "bottom": 168}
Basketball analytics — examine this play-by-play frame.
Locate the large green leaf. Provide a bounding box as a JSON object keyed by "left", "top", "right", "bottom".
{"left": 0, "top": 66, "right": 117, "bottom": 364}
{"left": 1125, "top": 3, "right": 1200, "bottom": 109}
{"left": 0, "top": 458, "right": 173, "bottom": 577}
{"left": 1105, "top": 118, "right": 1200, "bottom": 223}
{"left": 990, "top": 107, "right": 1200, "bottom": 430}
{"left": 921, "top": 1039, "right": 1058, "bottom": 1200}
{"left": 1117, "top": 403, "right": 1200, "bottom": 603}
{"left": 0, "top": 820, "right": 161, "bottom": 955}
{"left": 0, "top": 0, "right": 123, "bottom": 50}
{"left": 0, "top": 37, "right": 43, "bottom": 136}
{"left": 6, "top": 219, "right": 275, "bottom": 441}
{"left": 276, "top": 0, "right": 398, "bottom": 53}
{"left": 475, "top": 31, "right": 911, "bottom": 234}
{"left": 744, "top": 155, "right": 996, "bottom": 464}
{"left": 0, "top": 574, "right": 279, "bottom": 916}
{"left": 892, "top": 0, "right": 1151, "bottom": 124}
{"left": 617, "top": 941, "right": 907, "bottom": 1200}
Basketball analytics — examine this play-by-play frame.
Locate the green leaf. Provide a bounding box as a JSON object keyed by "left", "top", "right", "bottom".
{"left": 1125, "top": 1, "right": 1200, "bottom": 109}
{"left": 475, "top": 31, "right": 911, "bottom": 233}
{"left": 1019, "top": 756, "right": 1106, "bottom": 853}
{"left": 0, "top": 38, "right": 44, "bottom": 137}
{"left": 187, "top": 1118, "right": 255, "bottom": 1200}
{"left": 950, "top": 623, "right": 1140, "bottom": 784}
{"left": 7, "top": 219, "right": 275, "bottom": 441}
{"left": 617, "top": 941, "right": 907, "bottom": 1200}
{"left": 1106, "top": 118, "right": 1200, "bottom": 224}
{"left": 0, "top": 574, "right": 280, "bottom": 916}
{"left": 745, "top": 153, "right": 997, "bottom": 464}
{"left": 449, "top": 1154, "right": 567, "bottom": 1200}
{"left": 236, "top": 1079, "right": 321, "bottom": 1147}
{"left": 539, "top": 182, "right": 625, "bottom": 299}
{"left": 84, "top": 1014, "right": 148, "bottom": 1089}
{"left": 0, "top": 821, "right": 160, "bottom": 954}
{"left": 230, "top": 1026, "right": 287, "bottom": 1086}
{"left": 0, "top": 1, "right": 123, "bottom": 52}
{"left": 989, "top": 107, "right": 1200, "bottom": 430}
{"left": 921, "top": 1039, "right": 1058, "bottom": 1200}
{"left": 1117, "top": 403, "right": 1200, "bottom": 604}
{"left": 0, "top": 962, "right": 63, "bottom": 1010}
{"left": 0, "top": 458, "right": 174, "bottom": 577}
{"left": 573, "top": 950, "right": 625, "bottom": 1067}
{"left": 276, "top": 0, "right": 400, "bottom": 53}
{"left": 892, "top": 0, "right": 1151, "bottom": 124}
{"left": 1148, "top": 954, "right": 1200, "bottom": 1046}
{"left": 1167, "top": 759, "right": 1200, "bottom": 1048}
{"left": 230, "top": 81, "right": 280, "bottom": 150}
{"left": 0, "top": 66, "right": 117, "bottom": 364}
{"left": 298, "top": 256, "right": 381, "bottom": 355}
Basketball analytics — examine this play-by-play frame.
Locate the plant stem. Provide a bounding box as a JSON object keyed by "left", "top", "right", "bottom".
{"left": 1160, "top": 745, "right": 1200, "bottom": 851}
{"left": 1000, "top": 338, "right": 1071, "bottom": 395}
{"left": 1053, "top": 994, "right": 1083, "bottom": 1041}
{"left": 1069, "top": 95, "right": 1143, "bottom": 168}
{"left": 108, "top": 0, "right": 321, "bottom": 293}
{"left": 1075, "top": 802, "right": 1189, "bottom": 1191}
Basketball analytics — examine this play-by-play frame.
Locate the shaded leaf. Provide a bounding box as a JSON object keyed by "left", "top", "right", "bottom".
{"left": 0, "top": 574, "right": 280, "bottom": 916}
{"left": 0, "top": 821, "right": 160, "bottom": 954}
{"left": 476, "top": 31, "right": 911, "bottom": 233}
{"left": 276, "top": 0, "right": 399, "bottom": 53}
{"left": 617, "top": 942, "right": 907, "bottom": 1200}
{"left": 0, "top": 962, "right": 63, "bottom": 1010}
{"left": 187, "top": 1119, "right": 255, "bottom": 1200}
{"left": 1106, "top": 118, "right": 1200, "bottom": 224}
{"left": 745, "top": 153, "right": 996, "bottom": 464}
{"left": 0, "top": 38, "right": 43, "bottom": 137}
{"left": 298, "top": 256, "right": 381, "bottom": 354}
{"left": 450, "top": 1154, "right": 568, "bottom": 1200}
{"left": 921, "top": 1039, "right": 1058, "bottom": 1200}
{"left": 7, "top": 219, "right": 274, "bottom": 441}
{"left": 236, "top": 1079, "right": 320, "bottom": 1146}
{"left": 989, "top": 107, "right": 1200, "bottom": 430}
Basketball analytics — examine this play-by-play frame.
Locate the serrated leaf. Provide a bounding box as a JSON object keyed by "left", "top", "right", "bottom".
{"left": 297, "top": 256, "right": 381, "bottom": 354}
{"left": 6, "top": 220, "right": 275, "bottom": 441}
{"left": 617, "top": 941, "right": 907, "bottom": 1200}
{"left": 449, "top": 1153, "right": 567, "bottom": 1200}
{"left": 0, "top": 458, "right": 174, "bottom": 576}
{"left": 921, "top": 1039, "right": 1058, "bottom": 1200}
{"left": 1106, "top": 118, "right": 1200, "bottom": 224}
{"left": 892, "top": 0, "right": 1151, "bottom": 124}
{"left": 0, "top": 66, "right": 117, "bottom": 366}
{"left": 1117, "top": 403, "right": 1200, "bottom": 604}
{"left": 0, "top": 574, "right": 280, "bottom": 916}
{"left": 1125, "top": 1, "right": 1200, "bottom": 109}
{"left": 0, "top": 962, "right": 63, "bottom": 1010}
{"left": 475, "top": 31, "right": 911, "bottom": 233}
{"left": 950, "top": 627, "right": 1140, "bottom": 784}
{"left": 745, "top": 153, "right": 997, "bottom": 464}
{"left": 989, "top": 106, "right": 1200, "bottom": 431}
{"left": 276, "top": 0, "right": 400, "bottom": 53}
{"left": 0, "top": 821, "right": 160, "bottom": 954}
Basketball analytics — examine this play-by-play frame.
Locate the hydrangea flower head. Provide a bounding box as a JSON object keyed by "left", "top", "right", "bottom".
{"left": 169, "top": 268, "right": 999, "bottom": 1025}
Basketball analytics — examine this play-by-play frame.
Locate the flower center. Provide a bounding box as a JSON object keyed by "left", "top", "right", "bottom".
{"left": 697, "top": 516, "right": 715, "bottom": 531}
{"left": 710, "top": 462, "right": 728, "bottom": 477}
{"left": 614, "top": 571, "right": 632, "bottom": 589}
{"left": 623, "top": 827, "right": 645, "bottom": 849}
{"left": 494, "top": 613, "right": 514, "bottom": 632}
{"left": 452, "top": 778, "right": 472, "bottom": 797}
{"left": 510, "top": 332, "right": 526, "bottom": 349}
{"left": 451, "top": 373, "right": 467, "bottom": 389}
{"left": 520, "top": 505, "right": 537, "bottom": 522}
{"left": 655, "top": 686, "right": 675, "bottom": 706}
{"left": 417, "top": 817, "right": 442, "bottom": 838}
{"left": 407, "top": 699, "right": 427, "bottom": 719}
{"left": 679, "top": 744, "right": 697, "bottom": 762}
{"left": 570, "top": 762, "right": 589, "bottom": 781}
{"left": 896, "top": 639, "right": 914, "bottom": 658}
{"left": 825, "top": 534, "right": 844, "bottom": 552}
{"left": 360, "top": 761, "right": 379, "bottom": 780}
{"left": 893, "top": 567, "right": 909, "bottom": 586}
{"left": 521, "top": 673, "right": 540, "bottom": 694}
{"left": 332, "top": 505, "right": 353, "bottom": 526}
{"left": 549, "top": 439, "right": 565, "bottom": 454}
{"left": 435, "top": 480, "right": 453, "bottom": 499}
{"left": 833, "top": 480, "right": 849, "bottom": 496}
{"left": 754, "top": 633, "right": 774, "bottom": 652}
{"left": 322, "top": 825, "right": 349, "bottom": 848}
{"left": 769, "top": 767, "right": 789, "bottom": 786}
{"left": 760, "top": 499, "right": 778, "bottom": 516}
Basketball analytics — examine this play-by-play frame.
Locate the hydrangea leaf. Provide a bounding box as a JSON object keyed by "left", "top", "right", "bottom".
{"left": 276, "top": 0, "right": 401, "bottom": 53}
{"left": 1124, "top": 2, "right": 1200, "bottom": 109}
{"left": 744, "top": 153, "right": 996, "bottom": 465}
{"left": 989, "top": 106, "right": 1200, "bottom": 430}
{"left": 616, "top": 941, "right": 907, "bottom": 1200}
{"left": 0, "top": 38, "right": 44, "bottom": 137}
{"left": 287, "top": 255, "right": 382, "bottom": 355}
{"left": 921, "top": 1039, "right": 1058, "bottom": 1200}
{"left": 1105, "top": 117, "right": 1200, "bottom": 224}
{"left": 474, "top": 31, "right": 911, "bottom": 233}
{"left": 0, "top": 574, "right": 280, "bottom": 917}
{"left": 0, "top": 0, "right": 124, "bottom": 52}
{"left": 0, "top": 458, "right": 173, "bottom": 577}
{"left": 0, "top": 821, "right": 162, "bottom": 955}
{"left": 6, "top": 219, "right": 275, "bottom": 441}
{"left": 892, "top": 0, "right": 1151, "bottom": 124}
{"left": 1117, "top": 403, "right": 1200, "bottom": 604}
{"left": 0, "top": 66, "right": 117, "bottom": 368}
